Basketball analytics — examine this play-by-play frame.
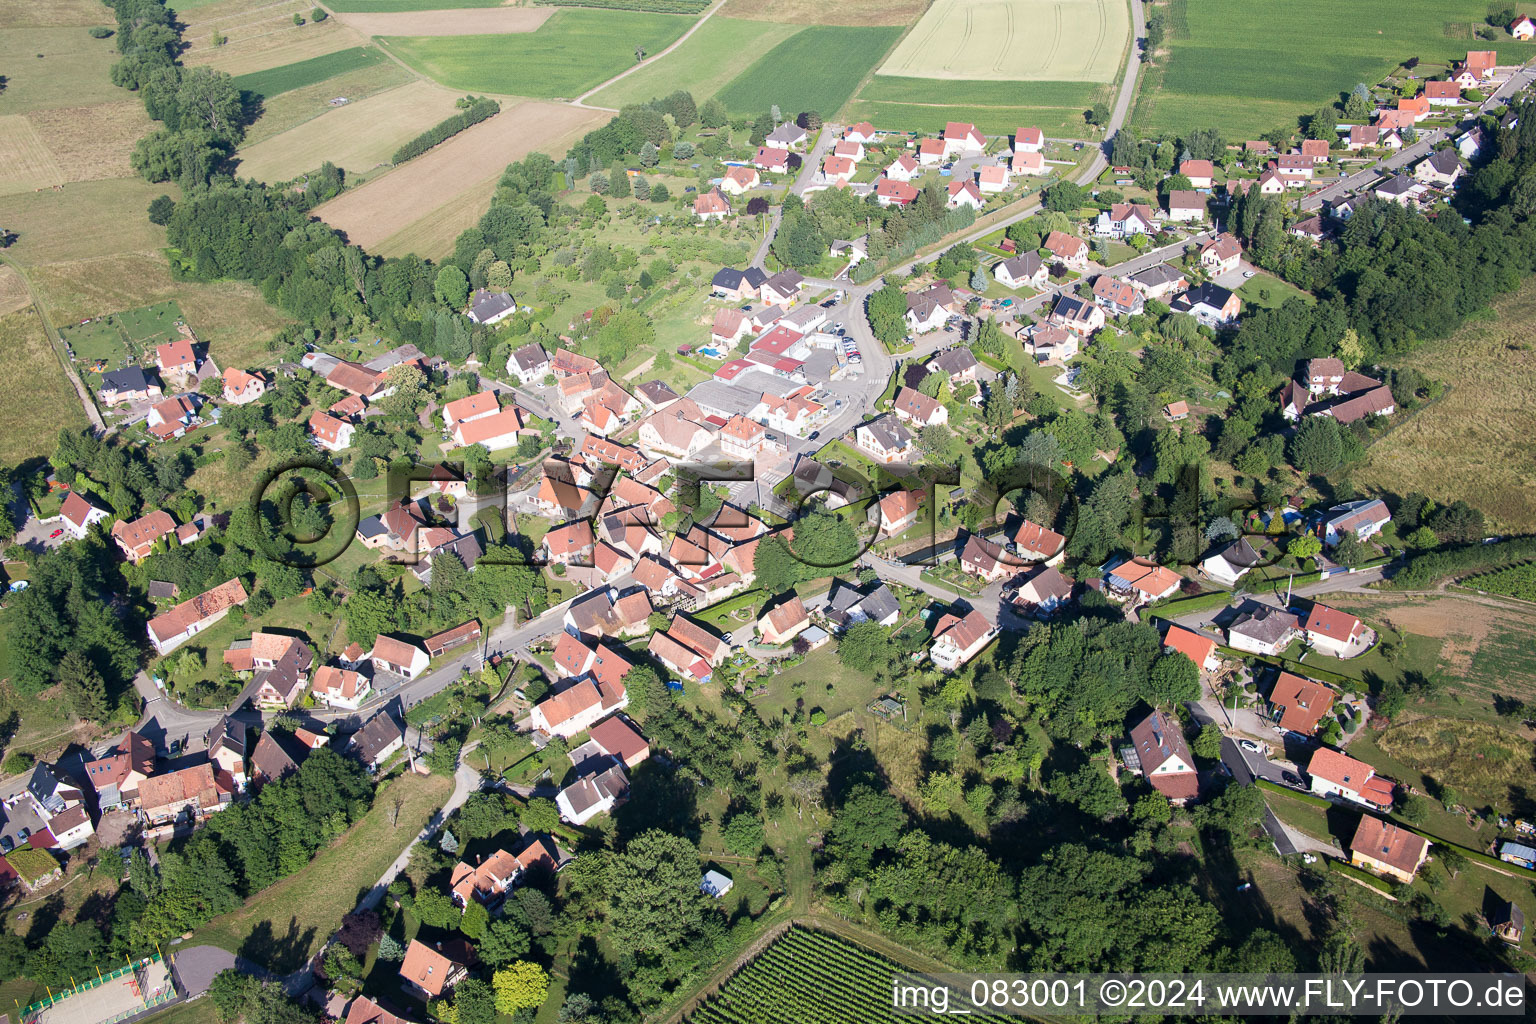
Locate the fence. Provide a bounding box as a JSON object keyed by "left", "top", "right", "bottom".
{"left": 20, "top": 954, "right": 173, "bottom": 1023}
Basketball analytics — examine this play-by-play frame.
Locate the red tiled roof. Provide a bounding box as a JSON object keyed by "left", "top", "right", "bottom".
{"left": 1164, "top": 625, "right": 1216, "bottom": 668}
{"left": 1270, "top": 672, "right": 1334, "bottom": 734}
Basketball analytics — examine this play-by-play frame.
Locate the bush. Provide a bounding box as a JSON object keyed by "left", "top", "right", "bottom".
{"left": 88, "top": 26, "right": 113, "bottom": 38}
{"left": 1, "top": 752, "right": 33, "bottom": 775}
{"left": 312, "top": 7, "right": 327, "bottom": 20}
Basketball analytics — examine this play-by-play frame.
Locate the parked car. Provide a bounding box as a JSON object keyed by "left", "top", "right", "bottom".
{"left": 1238, "top": 739, "right": 1264, "bottom": 754}
{"left": 808, "top": 431, "right": 820, "bottom": 441}
{"left": 1282, "top": 771, "right": 1303, "bottom": 787}
{"left": 48, "top": 529, "right": 63, "bottom": 539}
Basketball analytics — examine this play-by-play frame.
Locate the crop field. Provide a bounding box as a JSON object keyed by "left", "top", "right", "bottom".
{"left": 315, "top": 100, "right": 605, "bottom": 250}
{"left": 180, "top": 0, "right": 371, "bottom": 76}
{"left": 0, "top": 116, "right": 65, "bottom": 195}
{"left": 0, "top": 309, "right": 88, "bottom": 466}
{"left": 879, "top": 0, "right": 1128, "bottom": 82}
{"left": 848, "top": 75, "right": 1103, "bottom": 135}
{"left": 0, "top": 28, "right": 129, "bottom": 112}
{"left": 1464, "top": 563, "right": 1536, "bottom": 602}
{"left": 1135, "top": 0, "right": 1536, "bottom": 138}
{"left": 239, "top": 60, "right": 413, "bottom": 146}
{"left": 333, "top": 7, "right": 553, "bottom": 35}
{"left": 844, "top": 98, "right": 1098, "bottom": 135}
{"left": 716, "top": 25, "right": 903, "bottom": 116}
{"left": 1355, "top": 278, "right": 1536, "bottom": 531}
{"left": 372, "top": 175, "right": 499, "bottom": 259}
{"left": 326, "top": 0, "right": 511, "bottom": 10}
{"left": 688, "top": 927, "right": 1011, "bottom": 1024}
{"left": 231, "top": 45, "right": 390, "bottom": 98}
{"left": 25, "top": 101, "right": 153, "bottom": 183}
{"left": 0, "top": 268, "right": 30, "bottom": 316}
{"left": 379, "top": 10, "right": 693, "bottom": 97}
{"left": 236, "top": 80, "right": 464, "bottom": 181}
{"left": 587, "top": 16, "right": 805, "bottom": 110}
{"left": 719, "top": 0, "right": 930, "bottom": 24}
{"left": 0, "top": 0, "right": 110, "bottom": 27}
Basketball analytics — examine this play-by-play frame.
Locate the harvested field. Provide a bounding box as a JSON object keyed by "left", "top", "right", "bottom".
{"left": 328, "top": 0, "right": 514, "bottom": 9}
{"left": 235, "top": 80, "right": 464, "bottom": 181}
{"left": 3, "top": 179, "right": 169, "bottom": 265}
{"left": 0, "top": 308, "right": 88, "bottom": 466}
{"left": 1355, "top": 279, "right": 1536, "bottom": 532}
{"left": 240, "top": 60, "right": 414, "bottom": 147}
{"left": 719, "top": 0, "right": 929, "bottom": 25}
{"left": 26, "top": 101, "right": 153, "bottom": 183}
{"left": 374, "top": 176, "right": 498, "bottom": 259}
{"left": 878, "top": 0, "right": 1129, "bottom": 83}
{"left": 0, "top": 0, "right": 106, "bottom": 27}
{"left": 587, "top": 15, "right": 804, "bottom": 110}
{"left": 0, "top": 28, "right": 127, "bottom": 112}
{"left": 0, "top": 268, "right": 32, "bottom": 316}
{"left": 332, "top": 6, "right": 553, "bottom": 35}
{"left": 316, "top": 100, "right": 604, "bottom": 250}
{"left": 180, "top": 0, "right": 370, "bottom": 76}
{"left": 0, "top": 116, "right": 65, "bottom": 195}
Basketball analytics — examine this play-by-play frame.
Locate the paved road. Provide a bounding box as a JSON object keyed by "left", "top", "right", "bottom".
{"left": 357, "top": 754, "right": 483, "bottom": 912}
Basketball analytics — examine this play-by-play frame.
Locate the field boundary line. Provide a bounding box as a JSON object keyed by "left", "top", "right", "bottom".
{"left": 571, "top": 0, "right": 725, "bottom": 108}
{"left": 0, "top": 253, "right": 105, "bottom": 434}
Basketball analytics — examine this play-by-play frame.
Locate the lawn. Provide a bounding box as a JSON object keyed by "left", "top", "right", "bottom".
{"left": 1236, "top": 272, "right": 1316, "bottom": 310}
{"left": 62, "top": 300, "right": 185, "bottom": 366}
{"left": 1134, "top": 0, "right": 1536, "bottom": 138}
{"left": 1355, "top": 277, "right": 1536, "bottom": 531}
{"left": 230, "top": 45, "right": 389, "bottom": 99}
{"left": 0, "top": 307, "right": 88, "bottom": 466}
{"left": 878, "top": 0, "right": 1130, "bottom": 83}
{"left": 190, "top": 770, "right": 454, "bottom": 972}
{"left": 841, "top": 97, "right": 1103, "bottom": 137}
{"left": 379, "top": 10, "right": 695, "bottom": 99}
{"left": 715, "top": 25, "right": 904, "bottom": 116}
{"left": 586, "top": 15, "right": 805, "bottom": 110}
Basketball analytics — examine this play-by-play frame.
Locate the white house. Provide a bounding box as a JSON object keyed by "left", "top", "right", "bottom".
{"left": 1321, "top": 498, "right": 1390, "bottom": 546}
{"left": 994, "top": 252, "right": 1047, "bottom": 289}
{"left": 930, "top": 608, "right": 994, "bottom": 671}
{"left": 309, "top": 411, "right": 355, "bottom": 452}
{"left": 371, "top": 635, "right": 430, "bottom": 681}
{"left": 506, "top": 342, "right": 550, "bottom": 384}
{"left": 59, "top": 491, "right": 111, "bottom": 540}
{"left": 556, "top": 762, "right": 629, "bottom": 825}
{"left": 941, "top": 121, "right": 986, "bottom": 157}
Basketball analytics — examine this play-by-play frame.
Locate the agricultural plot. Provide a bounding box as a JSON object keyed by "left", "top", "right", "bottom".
{"left": 25, "top": 102, "right": 153, "bottom": 186}
{"left": 715, "top": 25, "right": 903, "bottom": 116}
{"left": 878, "top": 0, "right": 1129, "bottom": 82}
{"left": 849, "top": 75, "right": 1104, "bottom": 135}
{"left": 1373, "top": 717, "right": 1532, "bottom": 812}
{"left": 0, "top": 28, "right": 129, "bottom": 113}
{"left": 0, "top": 268, "right": 30, "bottom": 316}
{"left": 688, "top": 927, "right": 1012, "bottom": 1024}
{"left": 379, "top": 10, "right": 693, "bottom": 97}
{"left": 238, "top": 60, "right": 414, "bottom": 147}
{"left": 2, "top": 179, "right": 169, "bottom": 265}
{"left": 315, "top": 100, "right": 605, "bottom": 250}
{"left": 236, "top": 80, "right": 464, "bottom": 182}
{"left": 1464, "top": 564, "right": 1536, "bottom": 602}
{"left": 587, "top": 16, "right": 805, "bottom": 110}
{"left": 331, "top": 7, "right": 552, "bottom": 35}
{"left": 1135, "top": 0, "right": 1536, "bottom": 138}
{"left": 0, "top": 116, "right": 65, "bottom": 195}
{"left": 0, "top": 309, "right": 88, "bottom": 466}
{"left": 0, "top": 0, "right": 111, "bottom": 27}
{"left": 179, "top": 0, "right": 370, "bottom": 76}
{"left": 231, "top": 46, "right": 389, "bottom": 98}
{"left": 719, "top": 0, "right": 930, "bottom": 25}
{"left": 326, "top": 0, "right": 510, "bottom": 10}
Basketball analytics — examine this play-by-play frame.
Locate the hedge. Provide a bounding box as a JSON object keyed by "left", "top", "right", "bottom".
{"left": 1327, "top": 858, "right": 1396, "bottom": 896}
{"left": 392, "top": 97, "right": 500, "bottom": 165}
{"left": 1388, "top": 535, "right": 1536, "bottom": 589}
{"left": 1145, "top": 589, "right": 1233, "bottom": 618}
{"left": 1256, "top": 778, "right": 1332, "bottom": 808}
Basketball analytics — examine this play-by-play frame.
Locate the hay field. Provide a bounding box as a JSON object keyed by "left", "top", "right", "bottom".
{"left": 180, "top": 0, "right": 371, "bottom": 76}
{"left": 0, "top": 29, "right": 129, "bottom": 112}
{"left": 0, "top": 308, "right": 88, "bottom": 466}
{"left": 0, "top": 0, "right": 106, "bottom": 27}
{"left": 1355, "top": 280, "right": 1536, "bottom": 532}
{"left": 847, "top": 74, "right": 1103, "bottom": 134}
{"left": 27, "top": 101, "right": 154, "bottom": 183}
{"left": 373, "top": 175, "right": 499, "bottom": 259}
{"left": 587, "top": 15, "right": 804, "bottom": 109}
{"left": 3, "top": 179, "right": 170, "bottom": 265}
{"left": 0, "top": 116, "right": 65, "bottom": 195}
{"left": 878, "top": 0, "right": 1129, "bottom": 83}
{"left": 0, "top": 268, "right": 31, "bottom": 316}
{"left": 235, "top": 80, "right": 464, "bottom": 182}
{"left": 332, "top": 6, "right": 553, "bottom": 35}
{"left": 238, "top": 61, "right": 414, "bottom": 145}
{"left": 315, "top": 100, "right": 605, "bottom": 250}
{"left": 719, "top": 0, "right": 930, "bottom": 25}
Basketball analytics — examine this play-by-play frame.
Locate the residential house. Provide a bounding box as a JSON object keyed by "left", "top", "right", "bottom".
{"left": 752, "top": 146, "right": 792, "bottom": 174}
{"left": 719, "top": 413, "right": 769, "bottom": 459}
{"left": 856, "top": 414, "right": 915, "bottom": 463}
{"left": 1350, "top": 816, "right": 1428, "bottom": 883}
{"left": 454, "top": 405, "right": 528, "bottom": 450}
{"left": 884, "top": 154, "right": 920, "bottom": 181}
{"left": 98, "top": 366, "right": 161, "bottom": 405}
{"left": 1321, "top": 498, "right": 1391, "bottom": 546}
{"left": 532, "top": 672, "right": 628, "bottom": 739}
{"left": 1012, "top": 149, "right": 1046, "bottom": 175}
{"left": 1092, "top": 275, "right": 1142, "bottom": 317}
{"left": 1513, "top": 14, "right": 1536, "bottom": 38}
{"left": 824, "top": 579, "right": 900, "bottom": 630}
{"left": 1200, "top": 233, "right": 1242, "bottom": 274}
{"left": 225, "top": 632, "right": 314, "bottom": 709}
{"left": 1024, "top": 324, "right": 1078, "bottom": 362}
{"left": 399, "top": 940, "right": 469, "bottom": 1002}
{"left": 1347, "top": 125, "right": 1381, "bottom": 150}
{"left": 1227, "top": 606, "right": 1299, "bottom": 656}
{"left": 1255, "top": 169, "right": 1287, "bottom": 195}
{"left": 959, "top": 534, "right": 1011, "bottom": 583}
{"left": 1269, "top": 671, "right": 1335, "bottom": 736}
{"left": 926, "top": 347, "right": 979, "bottom": 386}
{"left": 506, "top": 342, "right": 550, "bottom": 384}
{"left": 1043, "top": 230, "right": 1089, "bottom": 267}
{"left": 1424, "top": 79, "right": 1463, "bottom": 105}
{"left": 694, "top": 188, "right": 732, "bottom": 221}
{"left": 822, "top": 154, "right": 857, "bottom": 185}
{"left": 325, "top": 360, "right": 386, "bottom": 400}
{"left": 1013, "top": 519, "right": 1066, "bottom": 564}
{"left": 1105, "top": 560, "right": 1182, "bottom": 605}
{"left": 1309, "top": 748, "right": 1395, "bottom": 809}
{"left": 947, "top": 179, "right": 984, "bottom": 209}
{"left": 1299, "top": 371, "right": 1395, "bottom": 423}
{"left": 147, "top": 578, "right": 249, "bottom": 655}
{"left": 442, "top": 390, "right": 500, "bottom": 433}
{"left": 720, "top": 166, "right": 760, "bottom": 197}
{"left": 635, "top": 379, "right": 681, "bottom": 412}
{"left": 637, "top": 400, "right": 715, "bottom": 458}
{"left": 312, "top": 666, "right": 371, "bottom": 710}
{"left": 930, "top": 608, "right": 994, "bottom": 671}
{"left": 1290, "top": 216, "right": 1327, "bottom": 243}
{"left": 533, "top": 462, "right": 592, "bottom": 516}
{"left": 371, "top": 635, "right": 429, "bottom": 680}
{"left": 138, "top": 762, "right": 227, "bottom": 825}
{"left": 82, "top": 730, "right": 155, "bottom": 811}
{"left": 892, "top": 386, "right": 948, "bottom": 428}
{"left": 977, "top": 164, "right": 1009, "bottom": 193}
{"left": 904, "top": 283, "right": 955, "bottom": 333}
{"left": 1200, "top": 537, "right": 1262, "bottom": 585}
{"left": 467, "top": 289, "right": 515, "bottom": 325}
{"left": 1179, "top": 159, "right": 1215, "bottom": 188}
{"left": 1300, "top": 138, "right": 1331, "bottom": 162}
{"left": 994, "top": 252, "right": 1047, "bottom": 289}
{"left": 222, "top": 367, "right": 266, "bottom": 404}
{"left": 156, "top": 339, "right": 198, "bottom": 384}
{"left": 1013, "top": 563, "right": 1074, "bottom": 614}
{"left": 1096, "top": 202, "right": 1157, "bottom": 236}
{"left": 768, "top": 121, "right": 808, "bottom": 149}
{"left": 556, "top": 761, "right": 629, "bottom": 825}
{"left": 543, "top": 519, "right": 596, "bottom": 566}
{"left": 876, "top": 488, "right": 924, "bottom": 536}
{"left": 758, "top": 595, "right": 810, "bottom": 645}
{"left": 1459, "top": 127, "right": 1489, "bottom": 160}
{"left": 648, "top": 614, "right": 728, "bottom": 684}
{"left": 1164, "top": 624, "right": 1220, "bottom": 672}
{"left": 111, "top": 510, "right": 177, "bottom": 563}
{"left": 1129, "top": 709, "right": 1199, "bottom": 802}
{"left": 1165, "top": 190, "right": 1205, "bottom": 222}
{"left": 941, "top": 121, "right": 986, "bottom": 157}
{"left": 349, "top": 710, "right": 405, "bottom": 770}
{"left": 875, "top": 177, "right": 920, "bottom": 207}
{"left": 830, "top": 236, "right": 870, "bottom": 267}
{"left": 710, "top": 266, "right": 769, "bottom": 301}
{"left": 1304, "top": 603, "right": 1365, "bottom": 657}
{"left": 206, "top": 716, "right": 247, "bottom": 792}
{"left": 1456, "top": 49, "right": 1498, "bottom": 84}
{"left": 1049, "top": 294, "right": 1105, "bottom": 336}
{"left": 845, "top": 122, "right": 877, "bottom": 144}
{"left": 1128, "top": 263, "right": 1188, "bottom": 301}
{"left": 147, "top": 395, "right": 198, "bottom": 440}
{"left": 1414, "top": 148, "right": 1463, "bottom": 186}
{"left": 1375, "top": 173, "right": 1424, "bottom": 207}
{"left": 551, "top": 350, "right": 602, "bottom": 378}
{"left": 585, "top": 715, "right": 650, "bottom": 768}
{"left": 309, "top": 410, "right": 354, "bottom": 452}
{"left": 1171, "top": 282, "right": 1241, "bottom": 325}
{"left": 916, "top": 138, "right": 945, "bottom": 165}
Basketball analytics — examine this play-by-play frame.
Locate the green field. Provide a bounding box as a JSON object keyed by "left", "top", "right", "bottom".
{"left": 540, "top": 0, "right": 710, "bottom": 10}
{"left": 587, "top": 15, "right": 805, "bottom": 109}
{"left": 843, "top": 99, "right": 1098, "bottom": 136}
{"left": 878, "top": 0, "right": 1129, "bottom": 83}
{"left": 716, "top": 25, "right": 903, "bottom": 116}
{"left": 380, "top": 10, "right": 694, "bottom": 98}
{"left": 1135, "top": 0, "right": 1536, "bottom": 138}
{"left": 231, "top": 46, "right": 389, "bottom": 99}
{"left": 324, "top": 0, "right": 510, "bottom": 10}
{"left": 1464, "top": 562, "right": 1536, "bottom": 602}
{"left": 61, "top": 300, "right": 185, "bottom": 365}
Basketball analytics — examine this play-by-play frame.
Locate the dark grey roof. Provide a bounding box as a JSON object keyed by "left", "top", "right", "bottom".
{"left": 996, "top": 252, "right": 1042, "bottom": 279}
{"left": 1176, "top": 282, "right": 1235, "bottom": 310}
{"left": 860, "top": 582, "right": 899, "bottom": 622}
{"left": 349, "top": 711, "right": 404, "bottom": 766}
{"left": 511, "top": 342, "right": 548, "bottom": 371}
{"left": 414, "top": 533, "right": 485, "bottom": 582}
{"left": 636, "top": 380, "right": 679, "bottom": 405}
{"left": 26, "top": 764, "right": 72, "bottom": 815}
{"left": 928, "top": 348, "right": 978, "bottom": 376}
{"left": 468, "top": 289, "right": 515, "bottom": 322}
{"left": 1425, "top": 148, "right": 1461, "bottom": 174}
{"left": 207, "top": 715, "right": 246, "bottom": 759}
{"left": 1376, "top": 173, "right": 1415, "bottom": 196}
{"left": 711, "top": 267, "right": 768, "bottom": 291}
{"left": 251, "top": 730, "right": 300, "bottom": 782}
{"left": 1218, "top": 537, "right": 1263, "bottom": 568}
{"left": 356, "top": 515, "right": 389, "bottom": 540}
{"left": 1130, "top": 262, "right": 1185, "bottom": 287}
{"left": 860, "top": 414, "right": 912, "bottom": 452}
{"left": 101, "top": 366, "right": 151, "bottom": 393}
{"left": 147, "top": 580, "right": 179, "bottom": 599}
{"left": 765, "top": 270, "right": 804, "bottom": 295}
{"left": 1230, "top": 605, "right": 1298, "bottom": 644}
{"left": 1053, "top": 294, "right": 1095, "bottom": 319}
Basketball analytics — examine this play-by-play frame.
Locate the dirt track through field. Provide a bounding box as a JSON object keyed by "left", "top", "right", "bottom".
{"left": 314, "top": 100, "right": 605, "bottom": 251}
{"left": 333, "top": 7, "right": 553, "bottom": 36}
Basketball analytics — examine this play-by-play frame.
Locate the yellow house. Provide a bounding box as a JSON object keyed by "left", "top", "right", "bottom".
{"left": 1350, "top": 816, "right": 1429, "bottom": 884}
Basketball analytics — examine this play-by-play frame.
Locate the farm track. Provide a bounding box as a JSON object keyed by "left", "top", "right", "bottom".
{"left": 571, "top": 0, "right": 725, "bottom": 107}
{"left": 0, "top": 254, "right": 105, "bottom": 433}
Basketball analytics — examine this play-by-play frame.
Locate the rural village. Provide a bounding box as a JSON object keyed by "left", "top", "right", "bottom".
{"left": 3, "top": 0, "right": 1536, "bottom": 1023}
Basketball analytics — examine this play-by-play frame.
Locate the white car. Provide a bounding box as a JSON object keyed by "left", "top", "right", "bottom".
{"left": 1242, "top": 270, "right": 1255, "bottom": 278}
{"left": 1238, "top": 739, "right": 1264, "bottom": 754}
